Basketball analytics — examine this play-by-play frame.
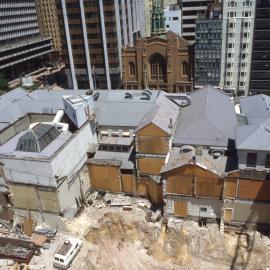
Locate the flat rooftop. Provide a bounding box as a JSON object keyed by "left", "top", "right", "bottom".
{"left": 0, "top": 128, "right": 72, "bottom": 160}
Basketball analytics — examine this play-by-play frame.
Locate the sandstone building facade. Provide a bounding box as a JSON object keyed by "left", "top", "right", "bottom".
{"left": 122, "top": 31, "right": 193, "bottom": 92}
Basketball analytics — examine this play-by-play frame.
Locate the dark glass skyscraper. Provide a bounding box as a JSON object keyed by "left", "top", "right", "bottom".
{"left": 249, "top": 0, "right": 270, "bottom": 94}
{"left": 195, "top": 3, "right": 222, "bottom": 87}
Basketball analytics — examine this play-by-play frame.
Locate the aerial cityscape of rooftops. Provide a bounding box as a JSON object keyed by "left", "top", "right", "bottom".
{"left": 0, "top": 0, "right": 270, "bottom": 269}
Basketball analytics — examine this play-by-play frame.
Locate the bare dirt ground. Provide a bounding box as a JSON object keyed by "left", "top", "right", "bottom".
{"left": 31, "top": 194, "right": 270, "bottom": 270}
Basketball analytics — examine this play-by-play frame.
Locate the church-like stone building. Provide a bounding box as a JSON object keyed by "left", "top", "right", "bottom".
{"left": 121, "top": 0, "right": 193, "bottom": 93}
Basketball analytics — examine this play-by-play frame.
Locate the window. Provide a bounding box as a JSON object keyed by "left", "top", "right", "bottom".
{"left": 200, "top": 207, "right": 207, "bottom": 212}
{"left": 246, "top": 153, "right": 257, "bottom": 167}
{"left": 173, "top": 17, "right": 179, "bottom": 21}
{"left": 265, "top": 154, "right": 270, "bottom": 168}
{"left": 228, "top": 1, "right": 236, "bottom": 7}
{"left": 182, "top": 61, "right": 188, "bottom": 76}
{"left": 149, "top": 53, "right": 167, "bottom": 82}
{"left": 129, "top": 62, "right": 135, "bottom": 75}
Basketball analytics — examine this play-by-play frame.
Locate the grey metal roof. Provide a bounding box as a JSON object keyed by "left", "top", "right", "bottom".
{"left": 16, "top": 124, "right": 61, "bottom": 153}
{"left": 239, "top": 94, "right": 270, "bottom": 125}
{"left": 236, "top": 122, "right": 270, "bottom": 151}
{"left": 0, "top": 89, "right": 88, "bottom": 130}
{"left": 99, "top": 136, "right": 133, "bottom": 146}
{"left": 161, "top": 147, "right": 234, "bottom": 176}
{"left": 94, "top": 90, "right": 161, "bottom": 128}
{"left": 173, "top": 86, "right": 237, "bottom": 147}
{"left": 91, "top": 149, "right": 135, "bottom": 169}
{"left": 136, "top": 93, "right": 179, "bottom": 135}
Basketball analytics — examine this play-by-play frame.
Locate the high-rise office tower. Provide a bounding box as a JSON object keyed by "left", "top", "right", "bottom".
{"left": 220, "top": 0, "right": 255, "bottom": 96}
{"left": 249, "top": 0, "right": 270, "bottom": 94}
{"left": 180, "top": 0, "right": 214, "bottom": 42}
{"left": 195, "top": 3, "right": 223, "bottom": 87}
{"left": 35, "top": 0, "right": 63, "bottom": 57}
{"left": 56, "top": 0, "right": 143, "bottom": 90}
{"left": 0, "top": 1, "right": 53, "bottom": 81}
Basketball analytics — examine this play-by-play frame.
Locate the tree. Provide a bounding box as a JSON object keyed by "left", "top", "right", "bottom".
{"left": 0, "top": 73, "right": 8, "bottom": 91}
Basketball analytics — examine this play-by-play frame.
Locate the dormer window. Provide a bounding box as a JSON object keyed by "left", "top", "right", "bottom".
{"left": 246, "top": 153, "right": 257, "bottom": 168}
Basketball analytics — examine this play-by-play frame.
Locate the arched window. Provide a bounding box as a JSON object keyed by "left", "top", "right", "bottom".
{"left": 129, "top": 62, "right": 136, "bottom": 75}
{"left": 149, "top": 53, "right": 166, "bottom": 82}
{"left": 182, "top": 61, "right": 188, "bottom": 76}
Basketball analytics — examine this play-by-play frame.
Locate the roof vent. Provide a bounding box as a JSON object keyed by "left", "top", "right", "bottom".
{"left": 143, "top": 89, "right": 152, "bottom": 95}
{"left": 178, "top": 95, "right": 191, "bottom": 107}
{"left": 209, "top": 148, "right": 225, "bottom": 159}
{"left": 86, "top": 89, "right": 93, "bottom": 95}
{"left": 140, "top": 92, "right": 151, "bottom": 100}
{"left": 179, "top": 145, "right": 195, "bottom": 154}
{"left": 124, "top": 92, "right": 132, "bottom": 99}
{"left": 93, "top": 92, "right": 100, "bottom": 101}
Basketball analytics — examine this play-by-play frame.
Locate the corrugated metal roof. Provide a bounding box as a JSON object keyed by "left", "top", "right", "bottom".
{"left": 236, "top": 121, "right": 270, "bottom": 151}
{"left": 239, "top": 94, "right": 270, "bottom": 125}
{"left": 161, "top": 147, "right": 234, "bottom": 175}
{"left": 92, "top": 150, "right": 134, "bottom": 169}
{"left": 173, "top": 86, "right": 237, "bottom": 147}
{"left": 136, "top": 93, "right": 179, "bottom": 134}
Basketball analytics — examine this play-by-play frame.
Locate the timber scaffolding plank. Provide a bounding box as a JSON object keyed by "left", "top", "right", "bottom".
{"left": 0, "top": 237, "right": 36, "bottom": 263}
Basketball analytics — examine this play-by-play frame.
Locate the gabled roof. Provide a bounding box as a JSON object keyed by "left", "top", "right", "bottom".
{"left": 239, "top": 94, "right": 270, "bottom": 125}
{"left": 160, "top": 147, "right": 230, "bottom": 176}
{"left": 236, "top": 120, "right": 270, "bottom": 151}
{"left": 136, "top": 93, "right": 179, "bottom": 135}
{"left": 173, "top": 86, "right": 237, "bottom": 147}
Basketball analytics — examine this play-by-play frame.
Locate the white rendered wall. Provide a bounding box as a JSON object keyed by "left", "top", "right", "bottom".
{"left": 164, "top": 6, "right": 182, "bottom": 36}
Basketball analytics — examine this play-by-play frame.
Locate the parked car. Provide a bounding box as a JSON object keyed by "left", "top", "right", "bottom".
{"left": 53, "top": 237, "right": 83, "bottom": 269}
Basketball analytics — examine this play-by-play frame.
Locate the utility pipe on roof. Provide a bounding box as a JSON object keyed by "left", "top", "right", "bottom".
{"left": 29, "top": 109, "right": 69, "bottom": 132}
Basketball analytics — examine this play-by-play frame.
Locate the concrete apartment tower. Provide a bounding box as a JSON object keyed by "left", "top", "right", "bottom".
{"left": 0, "top": 0, "right": 53, "bottom": 81}
{"left": 220, "top": 0, "right": 255, "bottom": 96}
{"left": 249, "top": 0, "right": 270, "bottom": 95}
{"left": 35, "top": 0, "right": 63, "bottom": 58}
{"left": 195, "top": 3, "right": 223, "bottom": 87}
{"left": 180, "top": 0, "right": 215, "bottom": 42}
{"left": 56, "top": 0, "right": 143, "bottom": 90}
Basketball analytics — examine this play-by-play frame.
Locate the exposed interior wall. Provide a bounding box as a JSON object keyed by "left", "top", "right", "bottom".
{"left": 136, "top": 123, "right": 169, "bottom": 155}
{"left": 165, "top": 164, "right": 223, "bottom": 199}
{"left": 238, "top": 179, "right": 270, "bottom": 201}
{"left": 137, "top": 157, "right": 165, "bottom": 175}
{"left": 9, "top": 184, "right": 60, "bottom": 213}
{"left": 121, "top": 174, "right": 137, "bottom": 194}
{"left": 88, "top": 164, "right": 122, "bottom": 193}
{"left": 224, "top": 177, "right": 238, "bottom": 198}
{"left": 137, "top": 136, "right": 169, "bottom": 154}
{"left": 88, "top": 163, "right": 163, "bottom": 205}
